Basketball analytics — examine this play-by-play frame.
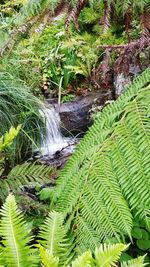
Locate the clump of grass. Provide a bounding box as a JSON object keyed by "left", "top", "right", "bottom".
{"left": 0, "top": 72, "right": 45, "bottom": 164}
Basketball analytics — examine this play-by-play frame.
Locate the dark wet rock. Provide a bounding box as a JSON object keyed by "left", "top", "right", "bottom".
{"left": 53, "top": 90, "right": 113, "bottom": 135}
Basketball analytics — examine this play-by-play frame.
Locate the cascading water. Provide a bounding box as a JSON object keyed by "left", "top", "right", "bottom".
{"left": 39, "top": 107, "right": 70, "bottom": 156}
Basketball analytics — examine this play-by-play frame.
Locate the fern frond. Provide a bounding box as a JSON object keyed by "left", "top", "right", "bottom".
{"left": 95, "top": 243, "right": 128, "bottom": 267}
{"left": 0, "top": 162, "right": 53, "bottom": 200}
{"left": 38, "top": 210, "right": 69, "bottom": 264}
{"left": 0, "top": 245, "right": 4, "bottom": 267}
{"left": 118, "top": 0, "right": 149, "bottom": 14}
{"left": 0, "top": 194, "right": 37, "bottom": 267}
{"left": 51, "top": 68, "right": 150, "bottom": 251}
{"left": 15, "top": 0, "right": 62, "bottom": 24}
{"left": 0, "top": 125, "right": 21, "bottom": 152}
{"left": 110, "top": 92, "right": 150, "bottom": 223}
{"left": 38, "top": 244, "right": 59, "bottom": 267}
{"left": 70, "top": 251, "right": 92, "bottom": 267}
{"left": 52, "top": 68, "right": 150, "bottom": 204}
{"left": 121, "top": 256, "right": 146, "bottom": 267}
{"left": 75, "top": 215, "right": 102, "bottom": 253}
{"left": 73, "top": 149, "right": 133, "bottom": 252}
{"left": 103, "top": 1, "right": 111, "bottom": 33}
{"left": 65, "top": 0, "right": 87, "bottom": 33}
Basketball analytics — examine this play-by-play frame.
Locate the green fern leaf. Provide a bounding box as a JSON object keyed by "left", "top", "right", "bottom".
{"left": 0, "top": 162, "right": 53, "bottom": 200}
{"left": 52, "top": 68, "right": 150, "bottom": 205}
{"left": 70, "top": 251, "right": 92, "bottom": 267}
{"left": 0, "top": 125, "right": 21, "bottom": 151}
{"left": 15, "top": 0, "right": 62, "bottom": 24}
{"left": 51, "top": 68, "right": 150, "bottom": 251}
{"left": 38, "top": 244, "right": 59, "bottom": 267}
{"left": 38, "top": 211, "right": 70, "bottom": 264}
{"left": 121, "top": 256, "right": 147, "bottom": 267}
{"left": 0, "top": 194, "right": 37, "bottom": 267}
{"left": 95, "top": 243, "right": 128, "bottom": 267}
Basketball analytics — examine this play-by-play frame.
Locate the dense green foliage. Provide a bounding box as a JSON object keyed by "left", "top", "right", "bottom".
{"left": 51, "top": 68, "right": 150, "bottom": 254}
{"left": 0, "top": 1, "right": 150, "bottom": 265}
{"left": 0, "top": 127, "right": 53, "bottom": 226}
{"left": 0, "top": 194, "right": 147, "bottom": 267}
{"left": 0, "top": 0, "right": 149, "bottom": 98}
{"left": 0, "top": 69, "right": 149, "bottom": 264}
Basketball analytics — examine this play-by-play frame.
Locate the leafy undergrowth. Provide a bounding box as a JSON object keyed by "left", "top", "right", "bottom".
{"left": 0, "top": 1, "right": 150, "bottom": 265}
{"left": 1, "top": 0, "right": 149, "bottom": 101}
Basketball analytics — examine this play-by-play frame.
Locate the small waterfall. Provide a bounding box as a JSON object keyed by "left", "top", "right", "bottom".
{"left": 39, "top": 107, "right": 69, "bottom": 156}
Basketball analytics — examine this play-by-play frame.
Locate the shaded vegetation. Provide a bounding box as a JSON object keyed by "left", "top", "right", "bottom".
{"left": 0, "top": 1, "right": 150, "bottom": 266}
{"left": 0, "top": 0, "right": 149, "bottom": 98}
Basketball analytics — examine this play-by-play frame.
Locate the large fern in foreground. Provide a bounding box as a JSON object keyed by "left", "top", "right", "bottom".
{"left": 51, "top": 68, "right": 150, "bottom": 252}
{"left": 0, "top": 194, "right": 36, "bottom": 267}
{"left": 0, "top": 195, "right": 147, "bottom": 267}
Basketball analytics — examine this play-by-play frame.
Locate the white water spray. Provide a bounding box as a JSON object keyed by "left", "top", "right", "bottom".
{"left": 40, "top": 107, "right": 69, "bottom": 156}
